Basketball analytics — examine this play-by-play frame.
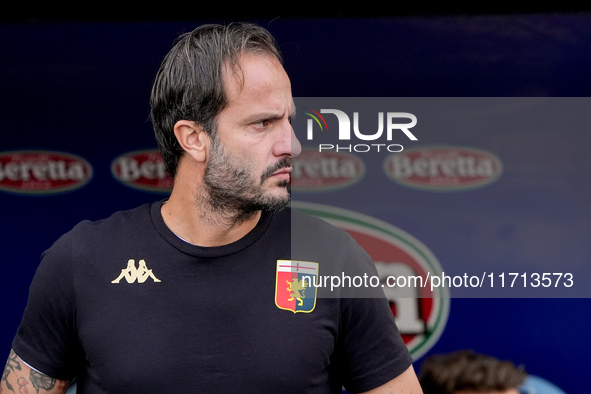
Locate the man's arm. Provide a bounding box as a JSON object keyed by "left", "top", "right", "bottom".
{"left": 1, "top": 349, "right": 70, "bottom": 394}
{"left": 360, "top": 365, "right": 423, "bottom": 394}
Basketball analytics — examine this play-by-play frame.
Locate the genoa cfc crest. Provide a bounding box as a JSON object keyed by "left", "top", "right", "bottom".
{"left": 275, "top": 260, "right": 318, "bottom": 313}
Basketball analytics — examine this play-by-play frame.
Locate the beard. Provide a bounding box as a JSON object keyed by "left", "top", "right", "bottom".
{"left": 200, "top": 134, "right": 291, "bottom": 220}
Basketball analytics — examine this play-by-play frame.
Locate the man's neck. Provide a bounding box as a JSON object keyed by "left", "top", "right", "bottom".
{"left": 161, "top": 189, "right": 262, "bottom": 247}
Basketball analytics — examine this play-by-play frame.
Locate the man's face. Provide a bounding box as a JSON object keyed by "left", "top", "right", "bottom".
{"left": 202, "top": 53, "right": 301, "bottom": 215}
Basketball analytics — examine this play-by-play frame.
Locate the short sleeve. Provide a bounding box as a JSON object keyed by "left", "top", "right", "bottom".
{"left": 337, "top": 240, "right": 413, "bottom": 393}
{"left": 12, "top": 231, "right": 84, "bottom": 381}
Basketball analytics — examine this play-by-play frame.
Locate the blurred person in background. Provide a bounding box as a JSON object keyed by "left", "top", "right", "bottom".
{"left": 418, "top": 350, "right": 565, "bottom": 394}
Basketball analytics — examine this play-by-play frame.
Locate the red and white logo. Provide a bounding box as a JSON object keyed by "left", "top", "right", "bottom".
{"left": 275, "top": 260, "right": 319, "bottom": 313}
{"left": 291, "top": 148, "right": 365, "bottom": 192}
{"left": 0, "top": 150, "right": 92, "bottom": 195}
{"left": 383, "top": 145, "right": 503, "bottom": 191}
{"left": 111, "top": 149, "right": 173, "bottom": 193}
{"left": 292, "top": 202, "right": 449, "bottom": 360}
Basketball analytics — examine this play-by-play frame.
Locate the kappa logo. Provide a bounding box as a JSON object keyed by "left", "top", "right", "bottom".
{"left": 111, "top": 259, "right": 161, "bottom": 284}
{"left": 275, "top": 260, "right": 318, "bottom": 313}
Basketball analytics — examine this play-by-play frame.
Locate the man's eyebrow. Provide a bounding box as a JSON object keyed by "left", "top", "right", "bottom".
{"left": 243, "top": 112, "right": 285, "bottom": 123}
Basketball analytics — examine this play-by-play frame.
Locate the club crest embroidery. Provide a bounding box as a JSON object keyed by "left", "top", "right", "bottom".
{"left": 275, "top": 260, "right": 318, "bottom": 313}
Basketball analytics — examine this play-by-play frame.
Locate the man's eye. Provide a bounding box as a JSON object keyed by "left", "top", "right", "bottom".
{"left": 256, "top": 120, "right": 271, "bottom": 127}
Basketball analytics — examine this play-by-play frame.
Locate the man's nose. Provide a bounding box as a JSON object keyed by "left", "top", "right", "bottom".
{"left": 290, "top": 127, "right": 302, "bottom": 158}
{"left": 274, "top": 120, "right": 301, "bottom": 158}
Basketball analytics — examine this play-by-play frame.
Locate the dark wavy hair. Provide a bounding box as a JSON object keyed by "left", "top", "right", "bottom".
{"left": 150, "top": 23, "right": 282, "bottom": 177}
{"left": 419, "top": 350, "right": 527, "bottom": 394}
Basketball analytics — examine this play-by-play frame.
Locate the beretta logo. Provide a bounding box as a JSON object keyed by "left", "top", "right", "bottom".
{"left": 291, "top": 201, "right": 449, "bottom": 360}
{"left": 291, "top": 147, "right": 365, "bottom": 192}
{"left": 111, "top": 149, "right": 173, "bottom": 193}
{"left": 0, "top": 150, "right": 92, "bottom": 195}
{"left": 383, "top": 145, "right": 503, "bottom": 191}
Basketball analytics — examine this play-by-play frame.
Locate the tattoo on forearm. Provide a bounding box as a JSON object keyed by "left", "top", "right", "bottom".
{"left": 2, "top": 351, "right": 61, "bottom": 394}
{"left": 2, "top": 350, "right": 22, "bottom": 393}
{"left": 1, "top": 369, "right": 12, "bottom": 393}
{"left": 17, "top": 377, "right": 30, "bottom": 394}
{"left": 29, "top": 371, "right": 56, "bottom": 393}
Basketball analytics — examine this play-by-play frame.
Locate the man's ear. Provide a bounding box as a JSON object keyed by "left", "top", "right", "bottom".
{"left": 173, "top": 120, "right": 209, "bottom": 163}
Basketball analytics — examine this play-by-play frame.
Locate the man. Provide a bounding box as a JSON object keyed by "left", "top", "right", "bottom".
{"left": 418, "top": 350, "right": 527, "bottom": 394}
{"left": 2, "top": 23, "right": 422, "bottom": 393}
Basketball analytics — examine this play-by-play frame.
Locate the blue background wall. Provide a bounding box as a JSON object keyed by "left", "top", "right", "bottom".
{"left": 1, "top": 15, "right": 590, "bottom": 392}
